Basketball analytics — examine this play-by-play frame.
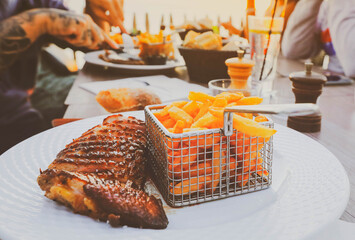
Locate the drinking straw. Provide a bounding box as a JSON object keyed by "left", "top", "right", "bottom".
{"left": 170, "top": 13, "right": 174, "bottom": 30}
{"left": 281, "top": 0, "right": 289, "bottom": 17}
{"left": 160, "top": 15, "right": 165, "bottom": 30}
{"left": 259, "top": 0, "right": 279, "bottom": 81}
{"left": 133, "top": 13, "right": 137, "bottom": 30}
{"left": 145, "top": 13, "right": 150, "bottom": 33}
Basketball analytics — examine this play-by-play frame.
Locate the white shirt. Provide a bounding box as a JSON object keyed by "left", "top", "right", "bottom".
{"left": 282, "top": 0, "right": 355, "bottom": 77}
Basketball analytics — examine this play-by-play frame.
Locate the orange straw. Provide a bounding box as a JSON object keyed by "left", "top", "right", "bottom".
{"left": 259, "top": 0, "right": 279, "bottom": 81}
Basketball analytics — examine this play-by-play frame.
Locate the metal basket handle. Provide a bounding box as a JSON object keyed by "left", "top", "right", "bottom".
{"left": 223, "top": 103, "right": 320, "bottom": 136}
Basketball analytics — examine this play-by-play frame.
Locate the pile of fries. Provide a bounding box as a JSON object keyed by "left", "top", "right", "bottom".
{"left": 109, "top": 33, "right": 139, "bottom": 46}
{"left": 137, "top": 31, "right": 171, "bottom": 44}
{"left": 109, "top": 33, "right": 124, "bottom": 44}
{"left": 152, "top": 92, "right": 276, "bottom": 196}
{"left": 137, "top": 31, "right": 175, "bottom": 60}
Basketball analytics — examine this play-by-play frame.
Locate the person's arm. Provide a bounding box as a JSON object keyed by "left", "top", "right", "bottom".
{"left": 327, "top": 0, "right": 355, "bottom": 77}
{"left": 0, "top": 9, "right": 45, "bottom": 71}
{"left": 281, "top": 0, "right": 323, "bottom": 59}
{"left": 0, "top": 8, "right": 117, "bottom": 72}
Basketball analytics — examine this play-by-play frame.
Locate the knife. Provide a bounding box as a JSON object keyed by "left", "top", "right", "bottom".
{"left": 224, "top": 103, "right": 320, "bottom": 116}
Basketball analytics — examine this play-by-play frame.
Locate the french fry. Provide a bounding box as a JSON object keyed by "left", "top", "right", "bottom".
{"left": 162, "top": 118, "right": 176, "bottom": 128}
{"left": 172, "top": 120, "right": 186, "bottom": 133}
{"left": 166, "top": 138, "right": 180, "bottom": 149}
{"left": 182, "top": 101, "right": 200, "bottom": 118}
{"left": 168, "top": 147, "right": 198, "bottom": 174}
{"left": 182, "top": 134, "right": 221, "bottom": 149}
{"left": 237, "top": 159, "right": 269, "bottom": 187}
{"left": 153, "top": 111, "right": 170, "bottom": 122}
{"left": 254, "top": 115, "right": 269, "bottom": 122}
{"left": 168, "top": 106, "right": 193, "bottom": 127}
{"left": 226, "top": 102, "right": 238, "bottom": 107}
{"left": 212, "top": 96, "right": 228, "bottom": 108}
{"left": 236, "top": 113, "right": 253, "bottom": 119}
{"left": 194, "top": 100, "right": 212, "bottom": 121}
{"left": 153, "top": 101, "right": 188, "bottom": 121}
{"left": 171, "top": 175, "right": 212, "bottom": 194}
{"left": 240, "top": 153, "right": 263, "bottom": 173}
{"left": 233, "top": 114, "right": 276, "bottom": 138}
{"left": 216, "top": 92, "right": 244, "bottom": 103}
{"left": 170, "top": 101, "right": 189, "bottom": 108}
{"left": 236, "top": 97, "right": 263, "bottom": 105}
{"left": 237, "top": 171, "right": 250, "bottom": 187}
{"left": 256, "top": 165, "right": 269, "bottom": 177}
{"left": 235, "top": 135, "right": 268, "bottom": 159}
{"left": 209, "top": 106, "right": 253, "bottom": 120}
{"left": 229, "top": 133, "right": 266, "bottom": 175}
{"left": 191, "top": 112, "right": 219, "bottom": 128}
{"left": 208, "top": 106, "right": 230, "bottom": 128}
{"left": 208, "top": 106, "right": 224, "bottom": 119}
{"left": 228, "top": 157, "right": 237, "bottom": 176}
{"left": 188, "top": 91, "right": 215, "bottom": 102}
{"left": 177, "top": 161, "right": 212, "bottom": 179}
{"left": 208, "top": 114, "right": 224, "bottom": 128}
{"left": 211, "top": 145, "right": 227, "bottom": 192}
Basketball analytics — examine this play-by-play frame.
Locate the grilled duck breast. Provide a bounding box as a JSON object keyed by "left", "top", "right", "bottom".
{"left": 37, "top": 114, "right": 168, "bottom": 229}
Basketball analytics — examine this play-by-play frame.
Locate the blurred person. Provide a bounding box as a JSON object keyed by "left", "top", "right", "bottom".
{"left": 0, "top": 0, "right": 124, "bottom": 154}
{"left": 264, "top": 0, "right": 299, "bottom": 31}
{"left": 282, "top": 0, "right": 355, "bottom": 77}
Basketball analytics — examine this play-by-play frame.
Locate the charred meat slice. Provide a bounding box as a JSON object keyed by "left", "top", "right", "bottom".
{"left": 84, "top": 182, "right": 168, "bottom": 229}
{"left": 50, "top": 140, "right": 146, "bottom": 188}
{"left": 37, "top": 114, "right": 169, "bottom": 229}
{"left": 47, "top": 115, "right": 147, "bottom": 188}
{"left": 38, "top": 169, "right": 168, "bottom": 229}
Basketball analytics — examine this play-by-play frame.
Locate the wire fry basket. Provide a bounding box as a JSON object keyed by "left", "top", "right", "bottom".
{"left": 144, "top": 104, "right": 274, "bottom": 207}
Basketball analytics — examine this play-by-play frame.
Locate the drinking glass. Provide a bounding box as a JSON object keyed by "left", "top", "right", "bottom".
{"left": 248, "top": 16, "right": 284, "bottom": 101}
{"left": 208, "top": 79, "right": 261, "bottom": 97}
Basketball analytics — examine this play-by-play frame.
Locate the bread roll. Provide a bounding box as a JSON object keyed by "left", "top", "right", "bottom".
{"left": 96, "top": 88, "right": 161, "bottom": 113}
{"left": 194, "top": 31, "right": 222, "bottom": 50}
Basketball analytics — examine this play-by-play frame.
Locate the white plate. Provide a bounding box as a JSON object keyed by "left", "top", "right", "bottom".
{"left": 0, "top": 112, "right": 349, "bottom": 240}
{"left": 84, "top": 50, "right": 185, "bottom": 70}
{"left": 79, "top": 75, "right": 211, "bottom": 103}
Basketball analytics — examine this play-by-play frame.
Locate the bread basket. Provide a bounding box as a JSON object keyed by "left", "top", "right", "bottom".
{"left": 178, "top": 47, "right": 238, "bottom": 83}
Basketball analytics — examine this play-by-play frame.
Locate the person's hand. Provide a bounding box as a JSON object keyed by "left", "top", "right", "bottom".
{"left": 43, "top": 9, "right": 118, "bottom": 49}
{"left": 85, "top": 0, "right": 127, "bottom": 33}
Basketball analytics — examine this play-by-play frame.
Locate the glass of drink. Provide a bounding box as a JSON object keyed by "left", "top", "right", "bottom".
{"left": 248, "top": 16, "right": 284, "bottom": 102}
{"left": 208, "top": 79, "right": 261, "bottom": 97}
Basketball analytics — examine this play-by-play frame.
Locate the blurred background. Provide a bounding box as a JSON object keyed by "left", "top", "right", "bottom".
{"left": 64, "top": 0, "right": 272, "bottom": 33}
{"left": 59, "top": 0, "right": 272, "bottom": 70}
